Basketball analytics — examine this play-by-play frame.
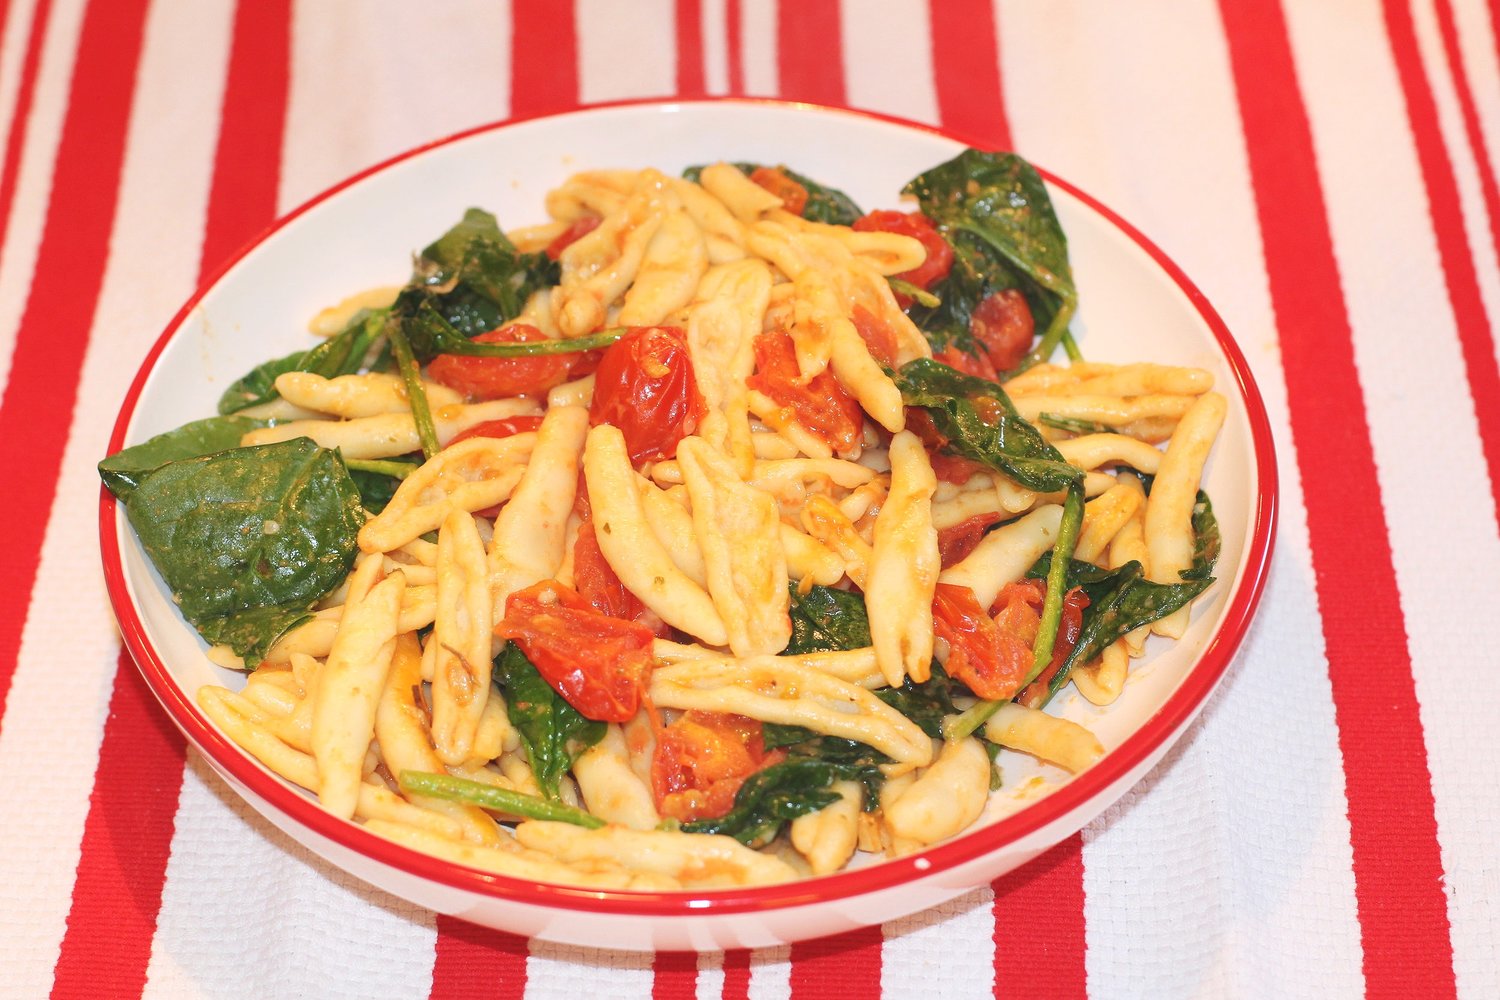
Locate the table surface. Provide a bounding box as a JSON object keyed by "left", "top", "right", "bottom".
{"left": 3, "top": 1, "right": 1498, "bottom": 998}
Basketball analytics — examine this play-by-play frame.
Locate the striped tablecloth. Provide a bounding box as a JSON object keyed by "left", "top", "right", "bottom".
{"left": 3, "top": 1, "right": 1497, "bottom": 997}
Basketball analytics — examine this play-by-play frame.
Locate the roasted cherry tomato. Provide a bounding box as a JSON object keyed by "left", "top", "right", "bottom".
{"left": 495, "top": 581, "right": 655, "bottom": 723}
{"left": 932, "top": 582, "right": 1034, "bottom": 702}
{"left": 746, "top": 330, "right": 864, "bottom": 453}
{"left": 651, "top": 710, "right": 778, "bottom": 822}
{"left": 850, "top": 303, "right": 900, "bottom": 368}
{"left": 749, "top": 166, "right": 809, "bottom": 216}
{"left": 1018, "top": 586, "right": 1090, "bottom": 708}
{"left": 545, "top": 214, "right": 602, "bottom": 260}
{"left": 970, "top": 288, "right": 1035, "bottom": 373}
{"left": 588, "top": 326, "right": 705, "bottom": 464}
{"left": 933, "top": 345, "right": 998, "bottom": 382}
{"left": 445, "top": 415, "right": 545, "bottom": 447}
{"left": 852, "top": 210, "right": 953, "bottom": 304}
{"left": 428, "top": 324, "right": 575, "bottom": 400}
{"left": 936, "top": 512, "right": 1005, "bottom": 569}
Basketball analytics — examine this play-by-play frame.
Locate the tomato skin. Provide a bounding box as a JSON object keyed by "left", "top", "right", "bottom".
{"left": 933, "top": 345, "right": 998, "bottom": 382}
{"left": 495, "top": 581, "right": 655, "bottom": 723}
{"left": 749, "top": 166, "right": 809, "bottom": 215}
{"left": 932, "top": 582, "right": 1034, "bottom": 702}
{"left": 937, "top": 512, "right": 1005, "bottom": 568}
{"left": 852, "top": 210, "right": 954, "bottom": 303}
{"left": 746, "top": 330, "right": 863, "bottom": 453}
{"left": 904, "top": 408, "right": 989, "bottom": 484}
{"left": 445, "top": 415, "right": 545, "bottom": 447}
{"left": 1018, "top": 586, "right": 1090, "bottom": 708}
{"left": 428, "top": 324, "right": 574, "bottom": 400}
{"left": 851, "top": 304, "right": 900, "bottom": 368}
{"left": 970, "top": 289, "right": 1035, "bottom": 373}
{"left": 588, "top": 326, "right": 706, "bottom": 464}
{"left": 545, "top": 214, "right": 601, "bottom": 260}
{"left": 651, "top": 710, "right": 779, "bottom": 822}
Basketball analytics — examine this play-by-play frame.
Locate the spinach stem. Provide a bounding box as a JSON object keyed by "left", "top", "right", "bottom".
{"left": 440, "top": 326, "right": 626, "bottom": 358}
{"left": 344, "top": 458, "right": 418, "bottom": 479}
{"left": 385, "top": 321, "right": 441, "bottom": 460}
{"left": 1061, "top": 328, "right": 1084, "bottom": 362}
{"left": 398, "top": 771, "right": 606, "bottom": 828}
{"left": 1012, "top": 301, "right": 1077, "bottom": 375}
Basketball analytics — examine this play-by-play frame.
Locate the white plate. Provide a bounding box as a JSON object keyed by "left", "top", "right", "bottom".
{"left": 101, "top": 99, "right": 1277, "bottom": 952}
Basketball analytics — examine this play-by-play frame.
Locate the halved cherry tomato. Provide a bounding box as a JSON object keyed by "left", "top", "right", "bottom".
{"left": 588, "top": 326, "right": 705, "bottom": 464}
{"left": 851, "top": 303, "right": 900, "bottom": 368}
{"left": 428, "top": 324, "right": 575, "bottom": 400}
{"left": 937, "top": 512, "right": 1005, "bottom": 568}
{"left": 651, "top": 710, "right": 780, "bottom": 822}
{"left": 495, "top": 581, "right": 655, "bottom": 722}
{"left": 933, "top": 345, "right": 998, "bottom": 382}
{"left": 852, "top": 210, "right": 953, "bottom": 304}
{"left": 545, "top": 214, "right": 602, "bottom": 260}
{"left": 445, "top": 415, "right": 545, "bottom": 447}
{"left": 971, "top": 288, "right": 1035, "bottom": 373}
{"left": 932, "top": 582, "right": 1033, "bottom": 702}
{"left": 749, "top": 166, "right": 809, "bottom": 216}
{"left": 1018, "top": 586, "right": 1090, "bottom": 708}
{"left": 745, "top": 330, "right": 863, "bottom": 453}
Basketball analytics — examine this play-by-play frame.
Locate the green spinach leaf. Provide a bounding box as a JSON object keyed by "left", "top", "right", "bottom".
{"left": 1183, "top": 490, "right": 1220, "bottom": 581}
{"left": 681, "top": 756, "right": 881, "bottom": 846}
{"left": 682, "top": 162, "right": 864, "bottom": 225}
{"left": 784, "top": 583, "right": 871, "bottom": 654}
{"left": 875, "top": 663, "right": 960, "bottom": 738}
{"left": 121, "top": 438, "right": 365, "bottom": 666}
{"left": 217, "top": 308, "right": 386, "bottom": 415}
{"left": 897, "top": 357, "right": 1081, "bottom": 491}
{"left": 495, "top": 642, "right": 606, "bottom": 799}
{"left": 903, "top": 149, "right": 1077, "bottom": 370}
{"left": 99, "top": 415, "right": 266, "bottom": 500}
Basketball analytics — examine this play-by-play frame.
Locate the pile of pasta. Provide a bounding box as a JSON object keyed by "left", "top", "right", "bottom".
{"left": 195, "top": 163, "right": 1225, "bottom": 890}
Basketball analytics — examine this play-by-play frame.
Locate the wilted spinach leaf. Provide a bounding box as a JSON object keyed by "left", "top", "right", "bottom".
{"left": 784, "top": 583, "right": 871, "bottom": 654}
{"left": 682, "top": 162, "right": 864, "bottom": 225}
{"left": 903, "top": 149, "right": 1077, "bottom": 369}
{"left": 681, "top": 756, "right": 881, "bottom": 846}
{"left": 99, "top": 415, "right": 266, "bottom": 500}
{"left": 1183, "top": 491, "right": 1220, "bottom": 581}
{"left": 897, "top": 357, "right": 1081, "bottom": 491}
{"left": 875, "top": 663, "right": 960, "bottom": 738}
{"left": 121, "top": 438, "right": 365, "bottom": 666}
{"left": 495, "top": 642, "right": 606, "bottom": 799}
{"left": 394, "top": 209, "right": 559, "bottom": 362}
{"left": 217, "top": 308, "right": 386, "bottom": 415}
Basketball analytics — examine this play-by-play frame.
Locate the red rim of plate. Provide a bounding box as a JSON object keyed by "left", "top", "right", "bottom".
{"left": 99, "top": 97, "right": 1278, "bottom": 918}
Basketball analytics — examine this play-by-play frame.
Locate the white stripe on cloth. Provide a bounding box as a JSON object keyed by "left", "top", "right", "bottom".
{"left": 147, "top": 757, "right": 437, "bottom": 1000}
{"left": 695, "top": 948, "right": 724, "bottom": 1000}
{"left": 999, "top": 2, "right": 1366, "bottom": 997}
{"left": 0, "top": 0, "right": 230, "bottom": 994}
{"left": 0, "top": 0, "right": 88, "bottom": 396}
{"left": 880, "top": 887, "right": 996, "bottom": 999}
{"left": 701, "top": 0, "right": 732, "bottom": 95}
{"left": 524, "top": 941, "right": 655, "bottom": 1000}
{"left": 281, "top": 0, "right": 512, "bottom": 214}
{"left": 1411, "top": 0, "right": 1500, "bottom": 347}
{"left": 578, "top": 0, "right": 676, "bottom": 104}
{"left": 839, "top": 0, "right": 939, "bottom": 126}
{"left": 745, "top": 943, "right": 792, "bottom": 1000}
{"left": 1287, "top": 0, "right": 1500, "bottom": 994}
{"left": 1450, "top": 1, "right": 1500, "bottom": 328}
{"left": 737, "top": 0, "right": 778, "bottom": 96}
{"left": 0, "top": 0, "right": 42, "bottom": 173}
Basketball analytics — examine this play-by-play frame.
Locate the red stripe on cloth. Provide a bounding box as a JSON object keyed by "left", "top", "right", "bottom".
{"left": 1432, "top": 0, "right": 1500, "bottom": 274}
{"left": 725, "top": 0, "right": 744, "bottom": 95}
{"left": 675, "top": 0, "right": 705, "bottom": 97}
{"left": 428, "top": 918, "right": 529, "bottom": 999}
{"left": 776, "top": 0, "right": 844, "bottom": 105}
{"left": 510, "top": 2, "right": 577, "bottom": 119}
{"left": 652, "top": 950, "right": 699, "bottom": 1000}
{"left": 0, "top": 0, "right": 53, "bottom": 271}
{"left": 1219, "top": 2, "right": 1458, "bottom": 996}
{"left": 721, "top": 948, "right": 751, "bottom": 1000}
{"left": 0, "top": 0, "right": 145, "bottom": 726}
{"left": 200, "top": 0, "right": 290, "bottom": 273}
{"left": 788, "top": 925, "right": 882, "bottom": 999}
{"left": 990, "top": 836, "right": 1086, "bottom": 999}
{"left": 1392, "top": 0, "right": 1500, "bottom": 529}
{"left": 929, "top": 0, "right": 1010, "bottom": 151}
{"left": 50, "top": 656, "right": 186, "bottom": 999}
